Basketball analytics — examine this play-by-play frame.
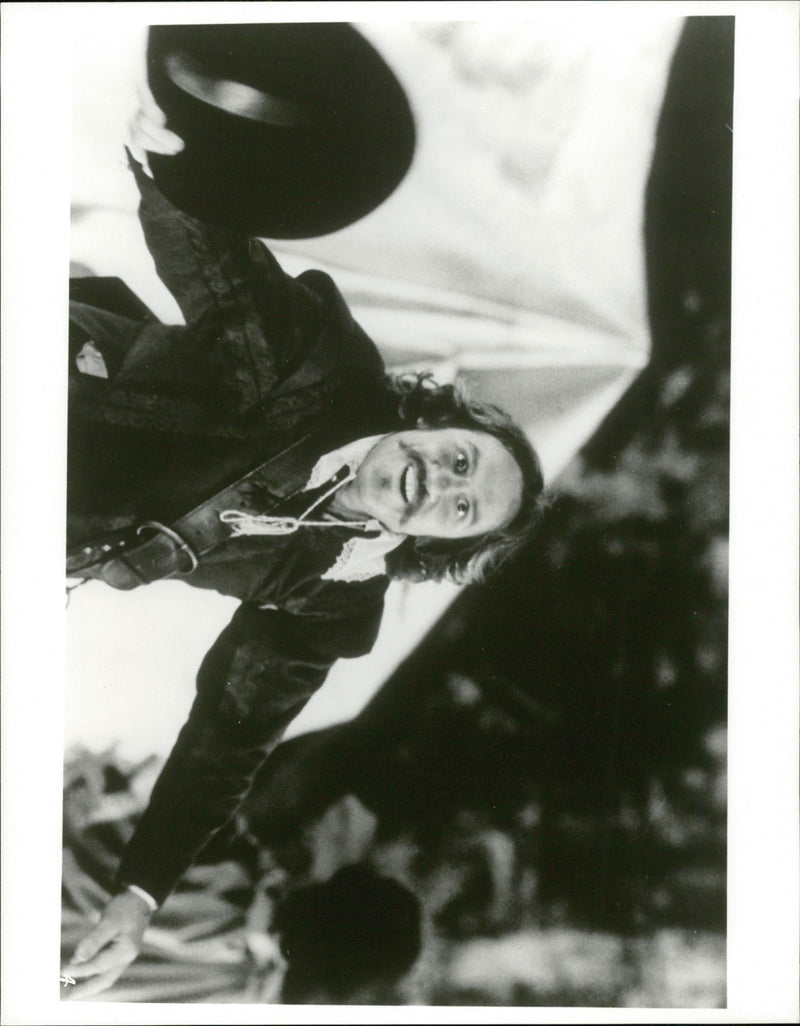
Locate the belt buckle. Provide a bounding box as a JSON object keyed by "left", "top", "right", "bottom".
{"left": 136, "top": 520, "right": 200, "bottom": 575}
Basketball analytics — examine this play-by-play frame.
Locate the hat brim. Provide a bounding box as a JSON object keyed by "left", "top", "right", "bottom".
{"left": 146, "top": 23, "right": 416, "bottom": 239}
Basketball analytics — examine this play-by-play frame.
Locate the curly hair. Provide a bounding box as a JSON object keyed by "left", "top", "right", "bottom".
{"left": 382, "top": 372, "right": 545, "bottom": 586}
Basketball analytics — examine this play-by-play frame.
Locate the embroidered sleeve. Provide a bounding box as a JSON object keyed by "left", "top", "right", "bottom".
{"left": 114, "top": 601, "right": 385, "bottom": 903}
{"left": 130, "top": 156, "right": 326, "bottom": 413}
{"left": 114, "top": 605, "right": 335, "bottom": 904}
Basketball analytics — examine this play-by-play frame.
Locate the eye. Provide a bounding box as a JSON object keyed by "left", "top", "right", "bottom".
{"left": 454, "top": 450, "right": 469, "bottom": 475}
{"left": 456, "top": 498, "right": 470, "bottom": 519}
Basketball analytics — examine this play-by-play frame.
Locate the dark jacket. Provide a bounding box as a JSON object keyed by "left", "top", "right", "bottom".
{"left": 68, "top": 160, "right": 403, "bottom": 905}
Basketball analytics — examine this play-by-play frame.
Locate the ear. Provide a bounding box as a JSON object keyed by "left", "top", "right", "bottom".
{"left": 416, "top": 416, "right": 427, "bottom": 430}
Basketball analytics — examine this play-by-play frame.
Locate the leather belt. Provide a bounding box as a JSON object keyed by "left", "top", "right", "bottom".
{"left": 67, "top": 425, "right": 337, "bottom": 589}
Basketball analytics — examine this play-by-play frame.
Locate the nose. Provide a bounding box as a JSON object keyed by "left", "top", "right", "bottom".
{"left": 427, "top": 466, "right": 458, "bottom": 499}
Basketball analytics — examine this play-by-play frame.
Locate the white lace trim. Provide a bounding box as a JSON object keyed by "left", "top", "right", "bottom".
{"left": 321, "top": 530, "right": 404, "bottom": 583}
{"left": 303, "top": 435, "right": 385, "bottom": 491}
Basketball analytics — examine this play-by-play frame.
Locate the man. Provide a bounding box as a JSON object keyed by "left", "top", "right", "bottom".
{"left": 64, "top": 89, "right": 544, "bottom": 997}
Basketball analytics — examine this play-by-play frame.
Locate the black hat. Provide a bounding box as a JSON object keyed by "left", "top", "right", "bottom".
{"left": 146, "top": 23, "right": 416, "bottom": 239}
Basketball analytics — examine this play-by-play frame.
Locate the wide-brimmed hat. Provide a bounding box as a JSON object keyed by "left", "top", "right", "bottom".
{"left": 146, "top": 23, "right": 416, "bottom": 239}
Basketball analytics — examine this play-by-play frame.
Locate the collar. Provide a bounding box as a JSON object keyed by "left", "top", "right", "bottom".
{"left": 220, "top": 434, "right": 404, "bottom": 584}
{"left": 304, "top": 434, "right": 384, "bottom": 501}
{"left": 309, "top": 434, "right": 405, "bottom": 584}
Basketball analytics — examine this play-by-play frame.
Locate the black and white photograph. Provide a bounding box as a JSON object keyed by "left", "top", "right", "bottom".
{"left": 1, "top": 2, "right": 798, "bottom": 1021}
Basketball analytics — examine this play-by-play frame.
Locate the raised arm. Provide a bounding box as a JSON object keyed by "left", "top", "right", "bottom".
{"left": 126, "top": 86, "right": 327, "bottom": 412}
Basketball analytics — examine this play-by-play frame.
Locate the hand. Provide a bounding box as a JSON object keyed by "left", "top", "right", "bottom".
{"left": 62, "top": 889, "right": 153, "bottom": 1000}
{"left": 128, "top": 81, "right": 184, "bottom": 175}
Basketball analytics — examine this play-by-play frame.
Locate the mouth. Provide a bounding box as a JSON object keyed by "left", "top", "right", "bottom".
{"left": 399, "top": 447, "right": 426, "bottom": 513}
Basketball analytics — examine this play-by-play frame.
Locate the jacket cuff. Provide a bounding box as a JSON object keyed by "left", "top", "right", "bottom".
{"left": 125, "top": 883, "right": 159, "bottom": 913}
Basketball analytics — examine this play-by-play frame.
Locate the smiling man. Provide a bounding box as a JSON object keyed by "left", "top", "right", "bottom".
{"left": 63, "top": 88, "right": 544, "bottom": 997}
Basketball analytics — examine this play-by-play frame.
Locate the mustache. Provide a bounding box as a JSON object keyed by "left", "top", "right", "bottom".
{"left": 398, "top": 442, "right": 427, "bottom": 522}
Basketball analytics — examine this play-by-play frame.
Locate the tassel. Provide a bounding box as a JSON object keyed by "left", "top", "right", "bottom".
{"left": 219, "top": 510, "right": 308, "bottom": 536}
{"left": 220, "top": 466, "right": 361, "bottom": 537}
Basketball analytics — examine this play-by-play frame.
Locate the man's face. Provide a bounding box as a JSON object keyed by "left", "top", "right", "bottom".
{"left": 348, "top": 427, "right": 524, "bottom": 539}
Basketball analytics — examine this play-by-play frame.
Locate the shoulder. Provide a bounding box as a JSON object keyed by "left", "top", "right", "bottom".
{"left": 257, "top": 545, "right": 391, "bottom": 661}
{"left": 296, "top": 269, "right": 387, "bottom": 385}
{"left": 238, "top": 573, "right": 388, "bottom": 663}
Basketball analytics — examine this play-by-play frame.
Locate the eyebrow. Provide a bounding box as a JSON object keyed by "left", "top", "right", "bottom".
{"left": 465, "top": 443, "right": 477, "bottom": 529}
{"left": 467, "top": 442, "right": 479, "bottom": 528}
